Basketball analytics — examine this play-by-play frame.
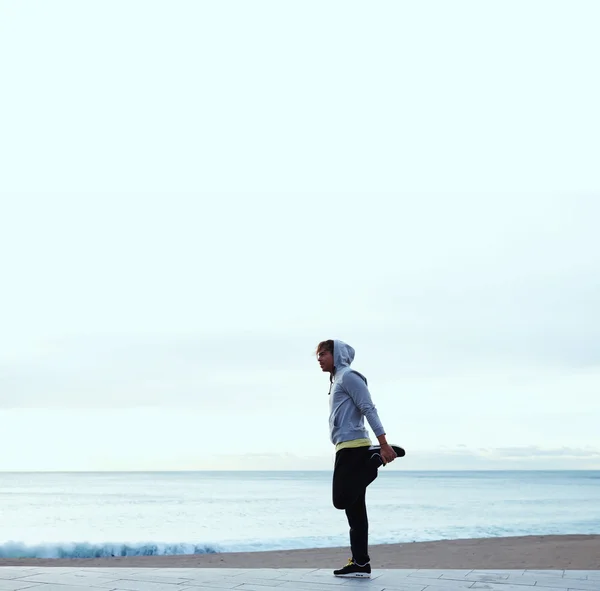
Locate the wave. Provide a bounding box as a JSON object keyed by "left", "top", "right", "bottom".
{"left": 3, "top": 521, "right": 600, "bottom": 559}
{"left": 0, "top": 541, "right": 219, "bottom": 559}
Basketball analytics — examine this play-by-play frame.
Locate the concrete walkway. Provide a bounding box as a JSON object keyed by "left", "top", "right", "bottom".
{"left": 0, "top": 568, "right": 599, "bottom": 591}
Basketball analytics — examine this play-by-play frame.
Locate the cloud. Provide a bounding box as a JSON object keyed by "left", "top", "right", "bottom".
{"left": 492, "top": 446, "right": 600, "bottom": 459}
{"left": 438, "top": 445, "right": 600, "bottom": 461}
{"left": 399, "top": 445, "right": 600, "bottom": 471}
{"left": 371, "top": 270, "right": 600, "bottom": 369}
{"left": 0, "top": 332, "right": 321, "bottom": 408}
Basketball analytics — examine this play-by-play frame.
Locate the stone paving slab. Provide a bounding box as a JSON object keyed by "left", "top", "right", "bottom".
{"left": 0, "top": 569, "right": 598, "bottom": 591}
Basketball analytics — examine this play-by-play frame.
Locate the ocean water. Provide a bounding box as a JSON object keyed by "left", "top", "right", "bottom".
{"left": 0, "top": 470, "right": 598, "bottom": 559}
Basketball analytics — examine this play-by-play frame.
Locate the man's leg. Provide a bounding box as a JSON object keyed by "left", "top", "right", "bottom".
{"left": 332, "top": 448, "right": 377, "bottom": 510}
{"left": 331, "top": 447, "right": 375, "bottom": 576}
{"left": 345, "top": 488, "right": 369, "bottom": 565}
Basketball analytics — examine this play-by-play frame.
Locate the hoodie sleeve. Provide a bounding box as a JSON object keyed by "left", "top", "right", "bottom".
{"left": 342, "top": 371, "right": 386, "bottom": 437}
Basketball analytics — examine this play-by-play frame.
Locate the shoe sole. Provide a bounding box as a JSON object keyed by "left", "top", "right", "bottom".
{"left": 368, "top": 444, "right": 406, "bottom": 458}
{"left": 392, "top": 445, "right": 405, "bottom": 457}
{"left": 334, "top": 573, "right": 371, "bottom": 578}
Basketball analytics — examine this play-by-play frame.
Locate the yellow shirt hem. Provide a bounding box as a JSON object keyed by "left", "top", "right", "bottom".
{"left": 335, "top": 438, "right": 372, "bottom": 452}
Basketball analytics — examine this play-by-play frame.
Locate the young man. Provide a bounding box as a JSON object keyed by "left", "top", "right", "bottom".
{"left": 316, "top": 339, "right": 405, "bottom": 578}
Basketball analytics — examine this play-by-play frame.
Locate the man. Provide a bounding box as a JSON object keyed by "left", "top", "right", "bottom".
{"left": 316, "top": 339, "right": 405, "bottom": 578}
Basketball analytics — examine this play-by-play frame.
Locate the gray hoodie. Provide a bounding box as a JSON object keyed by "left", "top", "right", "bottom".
{"left": 328, "top": 340, "right": 385, "bottom": 445}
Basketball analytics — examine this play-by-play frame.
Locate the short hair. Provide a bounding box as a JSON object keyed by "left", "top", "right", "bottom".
{"left": 315, "top": 339, "right": 334, "bottom": 355}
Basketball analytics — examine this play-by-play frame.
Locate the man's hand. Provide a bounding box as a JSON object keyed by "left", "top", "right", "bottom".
{"left": 379, "top": 443, "right": 397, "bottom": 465}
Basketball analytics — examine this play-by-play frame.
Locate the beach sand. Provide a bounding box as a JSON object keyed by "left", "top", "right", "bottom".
{"left": 1, "top": 535, "right": 599, "bottom": 569}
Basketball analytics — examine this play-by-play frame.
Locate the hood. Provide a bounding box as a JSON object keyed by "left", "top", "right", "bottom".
{"left": 333, "top": 340, "right": 355, "bottom": 372}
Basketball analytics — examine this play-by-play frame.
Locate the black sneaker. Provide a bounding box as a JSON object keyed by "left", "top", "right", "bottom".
{"left": 333, "top": 558, "right": 371, "bottom": 578}
{"left": 368, "top": 444, "right": 406, "bottom": 467}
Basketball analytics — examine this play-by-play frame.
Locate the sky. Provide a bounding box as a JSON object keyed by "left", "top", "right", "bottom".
{"left": 0, "top": 1, "right": 599, "bottom": 470}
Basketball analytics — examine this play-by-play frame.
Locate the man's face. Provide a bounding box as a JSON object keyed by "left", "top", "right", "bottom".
{"left": 317, "top": 349, "right": 334, "bottom": 373}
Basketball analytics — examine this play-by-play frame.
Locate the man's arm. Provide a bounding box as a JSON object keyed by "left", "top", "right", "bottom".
{"left": 344, "top": 371, "right": 398, "bottom": 463}
{"left": 343, "top": 371, "right": 385, "bottom": 436}
{"left": 375, "top": 433, "right": 397, "bottom": 463}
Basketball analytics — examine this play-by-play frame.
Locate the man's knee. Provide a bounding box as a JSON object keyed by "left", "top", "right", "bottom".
{"left": 332, "top": 495, "right": 346, "bottom": 510}
{"left": 332, "top": 491, "right": 350, "bottom": 510}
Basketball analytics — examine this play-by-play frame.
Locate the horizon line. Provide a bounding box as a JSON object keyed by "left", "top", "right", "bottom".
{"left": 1, "top": 468, "right": 598, "bottom": 473}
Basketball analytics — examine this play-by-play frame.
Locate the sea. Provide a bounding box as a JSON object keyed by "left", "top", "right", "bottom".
{"left": 0, "top": 470, "right": 598, "bottom": 559}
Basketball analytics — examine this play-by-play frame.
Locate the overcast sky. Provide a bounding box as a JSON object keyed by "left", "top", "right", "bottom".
{"left": 1, "top": 1, "right": 599, "bottom": 470}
